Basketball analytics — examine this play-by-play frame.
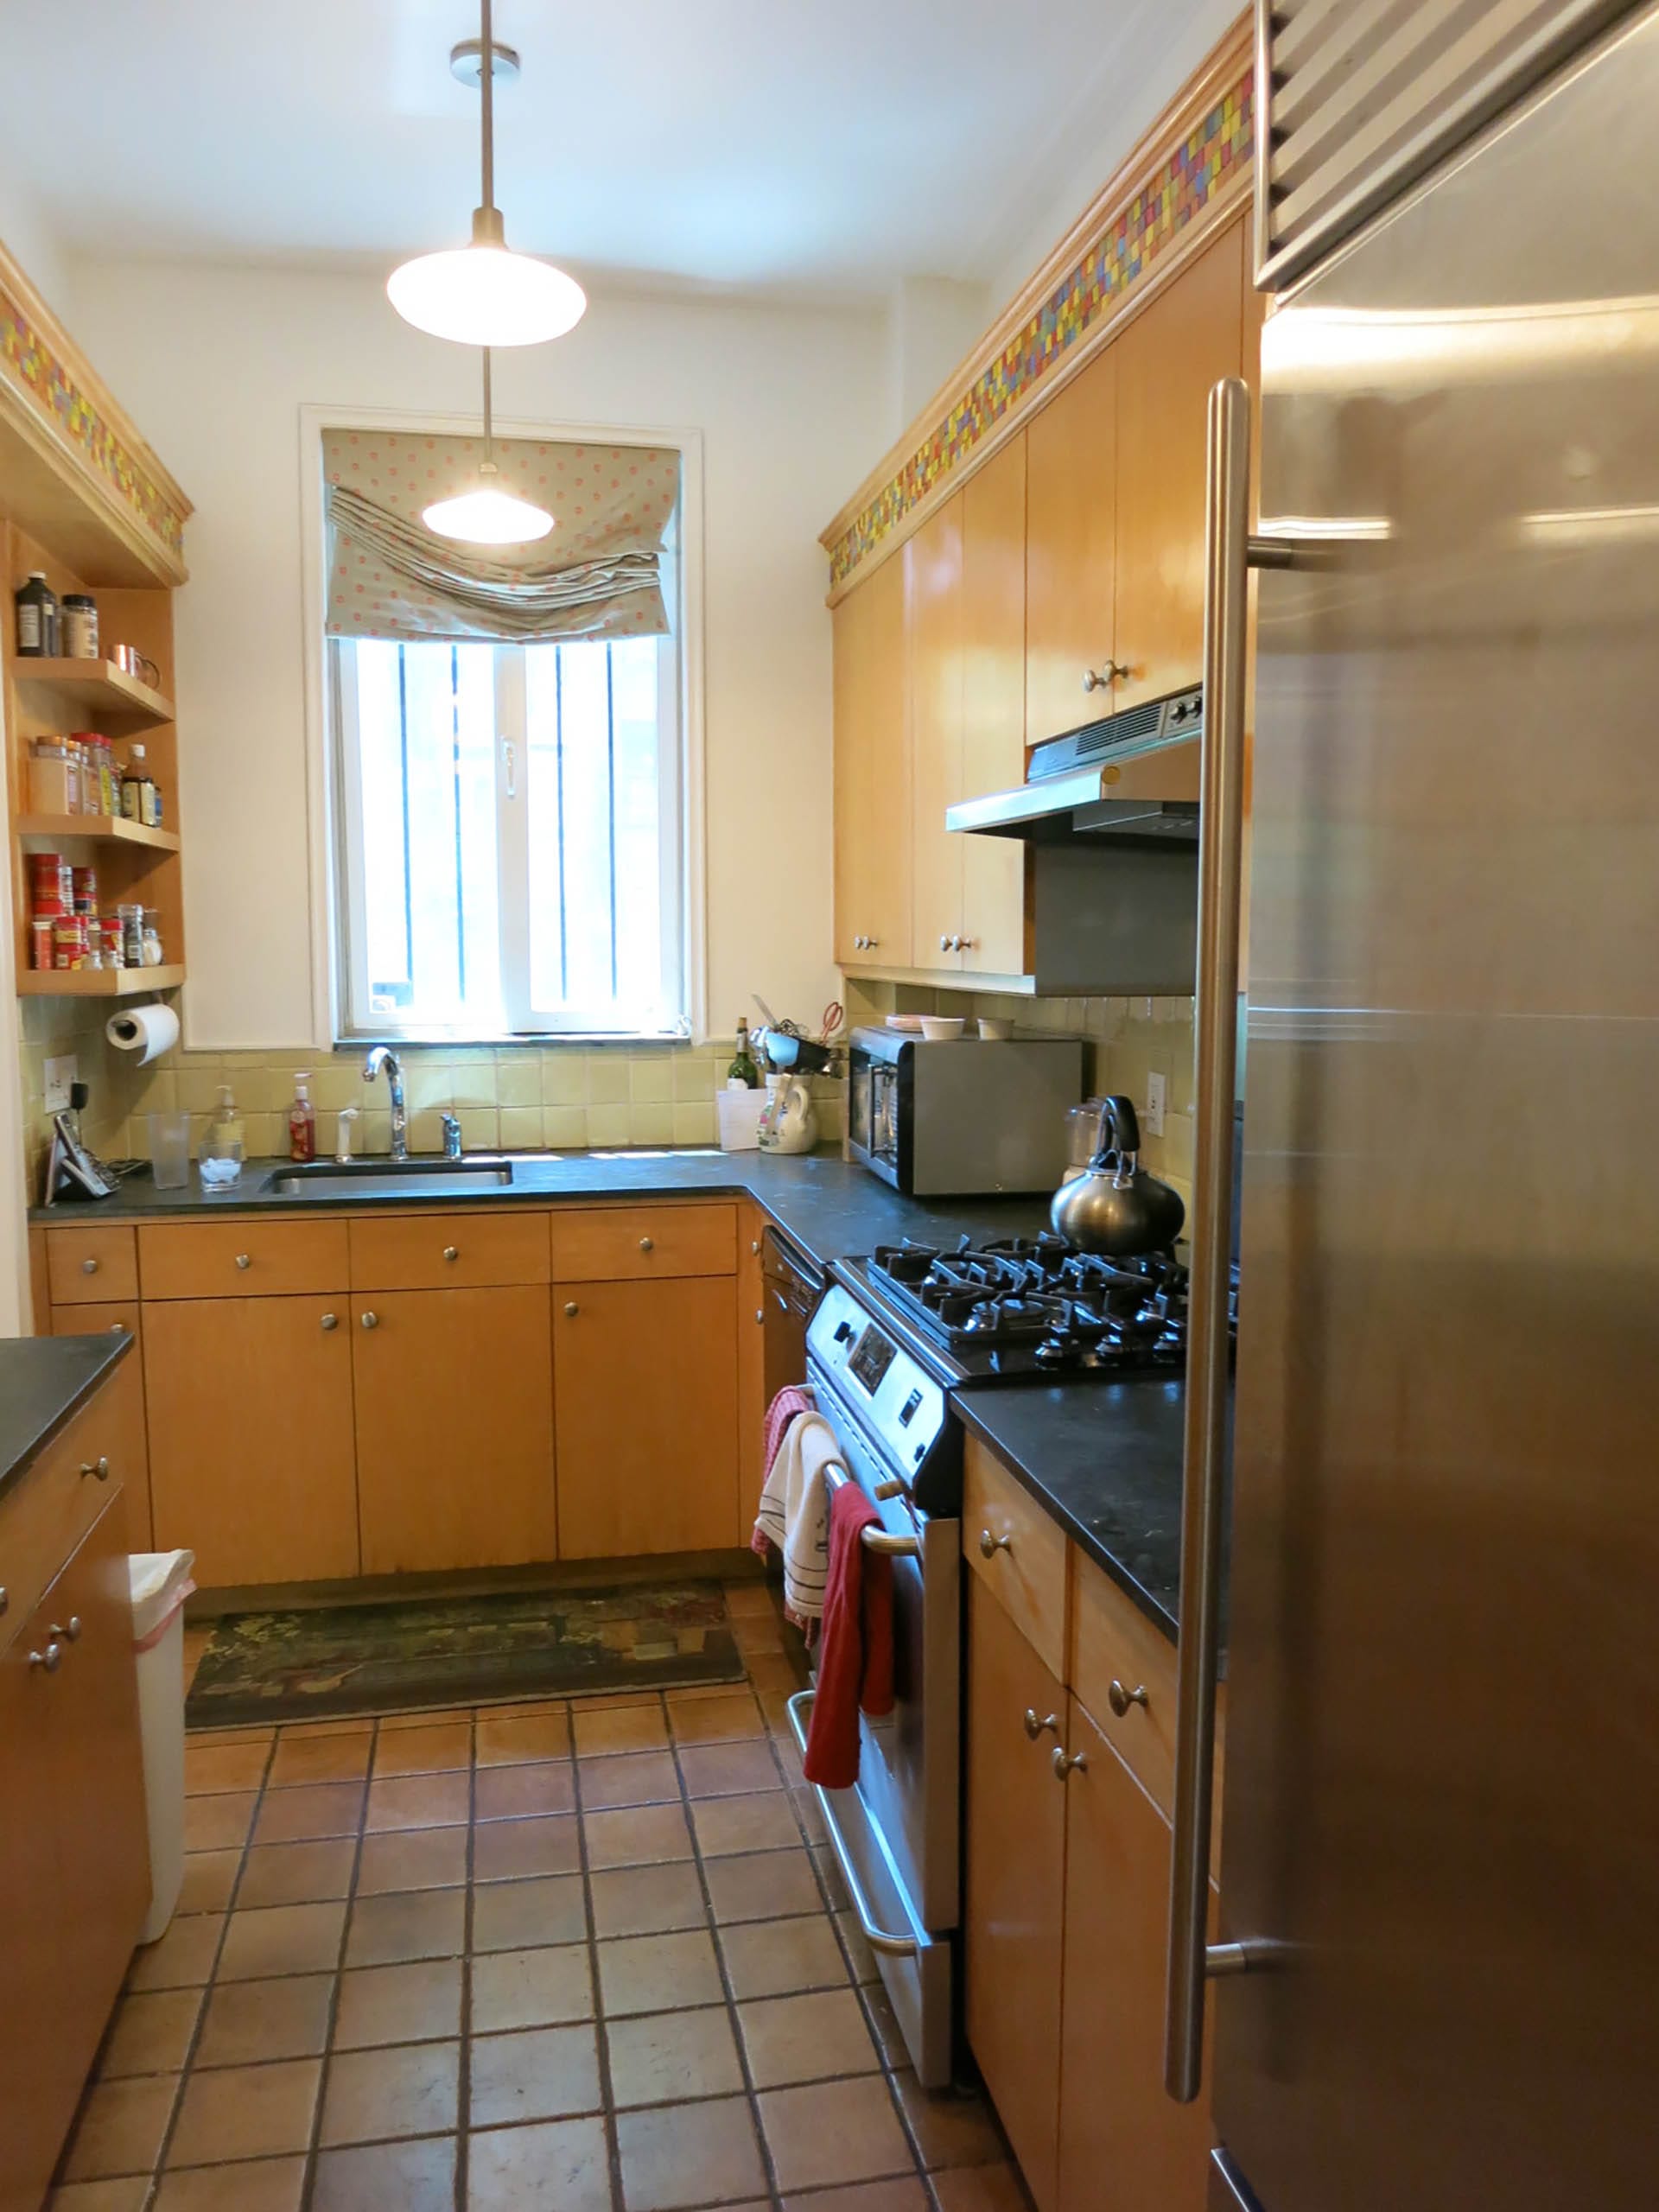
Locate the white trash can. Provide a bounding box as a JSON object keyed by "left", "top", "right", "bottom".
{"left": 129, "top": 1549, "right": 197, "bottom": 1945}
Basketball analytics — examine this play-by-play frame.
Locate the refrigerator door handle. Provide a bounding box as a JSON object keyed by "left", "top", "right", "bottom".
{"left": 1164, "top": 374, "right": 1293, "bottom": 2106}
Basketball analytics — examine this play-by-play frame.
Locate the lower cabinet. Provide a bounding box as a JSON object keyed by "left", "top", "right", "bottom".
{"left": 963, "top": 1573, "right": 1067, "bottom": 2212}
{"left": 353, "top": 1287, "right": 556, "bottom": 1573}
{"left": 143, "top": 1294, "right": 359, "bottom": 1586}
{"left": 50, "top": 1300, "right": 152, "bottom": 1549}
{"left": 555, "top": 1275, "right": 739, "bottom": 1558}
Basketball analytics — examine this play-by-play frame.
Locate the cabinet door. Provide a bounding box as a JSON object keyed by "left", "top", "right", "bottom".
{"left": 51, "top": 1302, "right": 151, "bottom": 1548}
{"left": 0, "top": 1493, "right": 148, "bottom": 2212}
{"left": 1057, "top": 1694, "right": 1216, "bottom": 2212}
{"left": 960, "top": 435, "right": 1029, "bottom": 976}
{"left": 1111, "top": 220, "right": 1245, "bottom": 709}
{"left": 832, "top": 552, "right": 910, "bottom": 969}
{"left": 964, "top": 1574, "right": 1067, "bottom": 2212}
{"left": 556, "top": 1276, "right": 739, "bottom": 1559}
{"left": 1026, "top": 346, "right": 1117, "bottom": 745}
{"left": 353, "top": 1287, "right": 556, "bottom": 1573}
{"left": 143, "top": 1295, "right": 359, "bottom": 1586}
{"left": 906, "top": 493, "right": 966, "bottom": 971}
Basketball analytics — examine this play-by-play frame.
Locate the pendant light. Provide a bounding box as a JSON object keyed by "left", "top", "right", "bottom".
{"left": 388, "top": 0, "right": 586, "bottom": 347}
{"left": 423, "top": 348, "right": 553, "bottom": 544}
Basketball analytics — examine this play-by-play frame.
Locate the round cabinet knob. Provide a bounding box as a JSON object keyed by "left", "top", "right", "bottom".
{"left": 321, "top": 1313, "right": 339, "bottom": 1332}
{"left": 865, "top": 938, "right": 880, "bottom": 950}
{"left": 235, "top": 1254, "right": 251, "bottom": 1271}
{"left": 1023, "top": 1708, "right": 1059, "bottom": 1741}
{"left": 978, "top": 1529, "right": 1012, "bottom": 1560}
{"left": 958, "top": 938, "right": 975, "bottom": 952}
{"left": 29, "top": 1643, "right": 61, "bottom": 1674}
{"left": 360, "top": 1311, "right": 379, "bottom": 1330}
{"left": 81, "top": 1257, "right": 99, "bottom": 1275}
{"left": 750, "top": 1240, "right": 761, "bottom": 1256}
{"left": 1052, "top": 1747, "right": 1088, "bottom": 1781}
{"left": 939, "top": 935, "right": 951, "bottom": 952}
{"left": 0, "top": 1587, "right": 8, "bottom": 1618}
{"left": 442, "top": 1246, "right": 460, "bottom": 1262}
{"left": 79, "top": 1455, "right": 111, "bottom": 1483}
{"left": 754, "top": 1308, "right": 765, "bottom": 1325}
{"left": 1108, "top": 1679, "right": 1149, "bottom": 1718}
{"left": 50, "top": 1617, "right": 82, "bottom": 1643}
{"left": 564, "top": 1301, "right": 580, "bottom": 1318}
{"left": 639, "top": 1236, "right": 654, "bottom": 1253}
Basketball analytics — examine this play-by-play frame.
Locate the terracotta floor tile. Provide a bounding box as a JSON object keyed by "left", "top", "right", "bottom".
{"left": 44, "top": 2177, "right": 149, "bottom": 2212}
{"left": 471, "top": 1942, "right": 594, "bottom": 2033}
{"left": 590, "top": 1860, "right": 708, "bottom": 1941}
{"left": 472, "top": 1697, "right": 569, "bottom": 1722}
{"left": 788, "top": 1786, "right": 829, "bottom": 1845}
{"left": 779, "top": 2183, "right": 931, "bottom": 2212}
{"left": 345, "top": 1885, "right": 467, "bottom": 1968}
{"left": 704, "top": 1847, "right": 822, "bottom": 1925}
{"left": 812, "top": 1844, "right": 851, "bottom": 1913}
{"left": 273, "top": 1718, "right": 376, "bottom": 1739}
{"left": 237, "top": 1837, "right": 357, "bottom": 1910}
{"left": 572, "top": 1702, "right": 670, "bottom": 1758}
{"left": 175, "top": 1849, "right": 242, "bottom": 1916}
{"left": 615, "top": 2094, "right": 766, "bottom": 2212}
{"left": 466, "top": 2113, "right": 612, "bottom": 2212}
{"left": 606, "top": 2005, "right": 745, "bottom": 2109}
{"left": 183, "top": 1790, "right": 256, "bottom": 1853}
{"left": 181, "top": 1722, "right": 275, "bottom": 1745}
{"left": 98, "top": 1988, "right": 202, "bottom": 2079}
{"left": 474, "top": 1760, "right": 575, "bottom": 1821}
{"left": 364, "top": 1770, "right": 470, "bottom": 1832}
{"left": 667, "top": 1692, "right": 765, "bottom": 1746}
{"left": 836, "top": 1910, "right": 880, "bottom": 1985}
{"left": 371, "top": 1719, "right": 474, "bottom": 1777}
{"left": 690, "top": 1792, "right": 802, "bottom": 1859}
{"left": 721, "top": 1581, "right": 778, "bottom": 1619}
{"left": 859, "top": 1984, "right": 914, "bottom": 2073}
{"left": 577, "top": 1750, "right": 681, "bottom": 1810}
{"left": 719, "top": 1915, "right": 849, "bottom": 2002}
{"left": 61, "top": 2075, "right": 180, "bottom": 2183}
{"left": 583, "top": 1802, "right": 694, "bottom": 1871}
{"left": 677, "top": 1742, "right": 780, "bottom": 1799}
{"left": 471, "top": 1872, "right": 588, "bottom": 1953}
{"left": 252, "top": 1781, "right": 365, "bottom": 1845}
{"left": 168, "top": 2056, "right": 321, "bottom": 2166}
{"left": 265, "top": 1732, "right": 373, "bottom": 1788}
{"left": 184, "top": 1737, "right": 270, "bottom": 1795}
{"left": 217, "top": 1899, "right": 346, "bottom": 1981}
{"left": 738, "top": 1987, "right": 880, "bottom": 2089}
{"left": 928, "top": 2166, "right": 1034, "bottom": 2212}
{"left": 758, "top": 2075, "right": 914, "bottom": 2195}
{"left": 475, "top": 1711, "right": 572, "bottom": 1767}
{"left": 747, "top": 1652, "right": 806, "bottom": 1694}
{"left": 597, "top": 1929, "right": 726, "bottom": 2018}
{"left": 474, "top": 1812, "right": 581, "bottom": 1883}
{"left": 732, "top": 1617, "right": 785, "bottom": 1655}
{"left": 194, "top": 1974, "right": 333, "bottom": 2068}
{"left": 889, "top": 2071, "right": 1007, "bottom": 2171}
{"left": 469, "top": 2021, "right": 602, "bottom": 2128}
{"left": 356, "top": 1823, "right": 468, "bottom": 1895}
{"left": 333, "top": 1957, "right": 463, "bottom": 2050}
{"left": 152, "top": 2157, "right": 308, "bottom": 2212}
{"left": 311, "top": 2136, "right": 457, "bottom": 2212}
{"left": 126, "top": 1913, "right": 224, "bottom": 1993}
{"left": 319, "top": 2038, "right": 461, "bottom": 2146}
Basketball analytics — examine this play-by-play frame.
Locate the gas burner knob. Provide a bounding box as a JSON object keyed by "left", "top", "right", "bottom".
{"left": 1033, "top": 1338, "right": 1066, "bottom": 1369}
{"left": 833, "top": 1321, "right": 854, "bottom": 1343}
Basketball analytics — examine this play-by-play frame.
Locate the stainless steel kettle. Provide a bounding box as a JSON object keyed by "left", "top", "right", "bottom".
{"left": 1049, "top": 1094, "right": 1185, "bottom": 1255}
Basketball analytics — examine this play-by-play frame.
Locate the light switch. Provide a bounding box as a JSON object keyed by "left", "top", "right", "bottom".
{"left": 44, "top": 1055, "right": 77, "bottom": 1115}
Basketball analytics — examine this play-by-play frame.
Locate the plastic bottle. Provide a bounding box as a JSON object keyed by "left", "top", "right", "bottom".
{"left": 212, "top": 1084, "right": 245, "bottom": 1158}
{"left": 288, "top": 1073, "right": 316, "bottom": 1164}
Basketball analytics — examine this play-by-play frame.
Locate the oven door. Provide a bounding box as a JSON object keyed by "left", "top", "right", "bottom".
{"left": 847, "top": 1046, "right": 904, "bottom": 1190}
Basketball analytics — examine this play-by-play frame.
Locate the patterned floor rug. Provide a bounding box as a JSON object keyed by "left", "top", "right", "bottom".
{"left": 184, "top": 1580, "right": 744, "bottom": 1729}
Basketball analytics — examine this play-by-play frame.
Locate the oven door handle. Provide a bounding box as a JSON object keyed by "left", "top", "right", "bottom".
{"left": 861, "top": 1526, "right": 921, "bottom": 1557}
{"left": 785, "top": 1688, "right": 919, "bottom": 1957}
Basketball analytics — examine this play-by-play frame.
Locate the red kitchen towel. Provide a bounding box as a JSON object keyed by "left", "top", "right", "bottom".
{"left": 751, "top": 1385, "right": 816, "bottom": 1558}
{"left": 803, "top": 1481, "right": 896, "bottom": 1789}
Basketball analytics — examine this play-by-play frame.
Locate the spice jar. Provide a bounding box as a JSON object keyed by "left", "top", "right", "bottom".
{"left": 29, "top": 852, "right": 72, "bottom": 917}
{"left": 28, "top": 739, "right": 74, "bottom": 816}
{"left": 71, "top": 865, "right": 99, "bottom": 917}
{"left": 60, "top": 594, "right": 98, "bottom": 659}
{"left": 29, "top": 918, "right": 54, "bottom": 971}
{"left": 52, "top": 917, "right": 88, "bottom": 969}
{"left": 142, "top": 910, "right": 164, "bottom": 966}
{"left": 118, "top": 902, "right": 144, "bottom": 968}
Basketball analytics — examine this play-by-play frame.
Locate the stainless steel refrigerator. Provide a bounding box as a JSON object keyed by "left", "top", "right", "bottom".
{"left": 1166, "top": 10, "right": 1659, "bottom": 2209}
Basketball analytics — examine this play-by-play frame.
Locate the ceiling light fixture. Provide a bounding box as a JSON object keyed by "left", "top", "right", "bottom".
{"left": 423, "top": 348, "right": 553, "bottom": 544}
{"left": 388, "top": 0, "right": 586, "bottom": 347}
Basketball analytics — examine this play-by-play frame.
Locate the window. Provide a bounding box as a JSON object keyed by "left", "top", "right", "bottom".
{"left": 331, "top": 623, "right": 685, "bottom": 1039}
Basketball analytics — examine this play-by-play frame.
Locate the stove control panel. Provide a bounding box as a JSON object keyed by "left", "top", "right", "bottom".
{"left": 807, "top": 1282, "right": 948, "bottom": 1473}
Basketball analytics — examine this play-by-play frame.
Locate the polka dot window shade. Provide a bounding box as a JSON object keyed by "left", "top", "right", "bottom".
{"left": 323, "top": 428, "right": 680, "bottom": 643}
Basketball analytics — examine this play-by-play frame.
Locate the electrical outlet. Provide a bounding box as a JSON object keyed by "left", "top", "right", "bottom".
{"left": 43, "top": 1054, "right": 77, "bottom": 1115}
{"left": 1144, "top": 1070, "right": 1166, "bottom": 1138}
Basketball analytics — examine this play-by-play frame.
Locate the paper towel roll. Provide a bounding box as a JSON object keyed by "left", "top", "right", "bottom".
{"left": 106, "top": 1002, "right": 181, "bottom": 1065}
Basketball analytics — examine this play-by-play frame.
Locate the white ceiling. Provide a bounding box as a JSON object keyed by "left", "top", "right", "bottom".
{"left": 0, "top": 0, "right": 1233, "bottom": 301}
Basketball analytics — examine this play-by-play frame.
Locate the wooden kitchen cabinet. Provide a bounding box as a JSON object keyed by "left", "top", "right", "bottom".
{"left": 1056, "top": 1694, "right": 1217, "bottom": 2212}
{"left": 50, "top": 1301, "right": 151, "bottom": 1549}
{"left": 1111, "top": 220, "right": 1245, "bottom": 709}
{"left": 964, "top": 1573, "right": 1067, "bottom": 2212}
{"left": 556, "top": 1275, "right": 740, "bottom": 1558}
{"left": 1026, "top": 345, "right": 1117, "bottom": 746}
{"left": 906, "top": 492, "right": 966, "bottom": 971}
{"left": 353, "top": 1286, "right": 556, "bottom": 1573}
{"left": 143, "top": 1294, "right": 359, "bottom": 1586}
{"left": 959, "top": 435, "right": 1029, "bottom": 976}
{"left": 832, "top": 550, "right": 910, "bottom": 969}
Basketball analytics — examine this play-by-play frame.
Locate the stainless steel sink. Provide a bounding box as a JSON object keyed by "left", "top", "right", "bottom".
{"left": 264, "top": 1157, "right": 517, "bottom": 1200}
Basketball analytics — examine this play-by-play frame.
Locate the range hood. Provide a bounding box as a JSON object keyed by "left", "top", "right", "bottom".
{"left": 946, "top": 683, "right": 1202, "bottom": 843}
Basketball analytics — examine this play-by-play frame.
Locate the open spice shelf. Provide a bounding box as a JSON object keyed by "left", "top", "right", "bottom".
{"left": 11, "top": 658, "right": 176, "bottom": 725}
{"left": 17, "top": 963, "right": 186, "bottom": 999}
{"left": 16, "top": 813, "right": 181, "bottom": 853}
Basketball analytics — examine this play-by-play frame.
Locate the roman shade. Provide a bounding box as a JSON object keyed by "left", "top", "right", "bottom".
{"left": 323, "top": 428, "right": 680, "bottom": 643}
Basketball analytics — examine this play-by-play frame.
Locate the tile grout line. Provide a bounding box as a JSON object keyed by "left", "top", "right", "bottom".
{"left": 454, "top": 1702, "right": 479, "bottom": 2212}
{"left": 572, "top": 1693, "right": 631, "bottom": 2212}
{"left": 295, "top": 1714, "right": 378, "bottom": 2211}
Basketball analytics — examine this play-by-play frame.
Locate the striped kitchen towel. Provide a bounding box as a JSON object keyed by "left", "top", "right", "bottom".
{"left": 751, "top": 1409, "right": 841, "bottom": 1628}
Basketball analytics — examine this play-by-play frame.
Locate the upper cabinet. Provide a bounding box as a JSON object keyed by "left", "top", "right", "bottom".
{"left": 832, "top": 549, "right": 909, "bottom": 970}
{"left": 1026, "top": 346, "right": 1117, "bottom": 746}
{"left": 906, "top": 493, "right": 965, "bottom": 971}
{"left": 958, "top": 438, "right": 1029, "bottom": 979}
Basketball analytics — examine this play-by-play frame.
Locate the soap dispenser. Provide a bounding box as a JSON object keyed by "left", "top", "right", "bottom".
{"left": 288, "top": 1072, "right": 316, "bottom": 1164}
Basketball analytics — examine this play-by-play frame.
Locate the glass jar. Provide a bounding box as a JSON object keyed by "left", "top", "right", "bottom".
{"left": 142, "top": 910, "right": 164, "bottom": 966}
{"left": 60, "top": 594, "right": 98, "bottom": 659}
{"left": 118, "top": 903, "right": 144, "bottom": 968}
{"left": 28, "top": 740, "right": 73, "bottom": 815}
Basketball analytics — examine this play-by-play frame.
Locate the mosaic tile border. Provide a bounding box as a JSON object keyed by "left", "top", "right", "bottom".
{"left": 826, "top": 67, "right": 1254, "bottom": 590}
{"left": 0, "top": 278, "right": 189, "bottom": 562}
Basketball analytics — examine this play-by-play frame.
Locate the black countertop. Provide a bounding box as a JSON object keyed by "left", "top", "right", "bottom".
{"left": 0, "top": 1332, "right": 133, "bottom": 1508}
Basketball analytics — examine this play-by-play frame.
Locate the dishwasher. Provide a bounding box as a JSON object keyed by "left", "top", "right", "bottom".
{"left": 761, "top": 1223, "right": 823, "bottom": 1399}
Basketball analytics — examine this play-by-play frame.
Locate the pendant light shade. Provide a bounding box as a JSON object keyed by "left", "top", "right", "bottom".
{"left": 422, "top": 349, "right": 554, "bottom": 547}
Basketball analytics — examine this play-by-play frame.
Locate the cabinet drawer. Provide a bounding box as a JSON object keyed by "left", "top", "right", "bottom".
{"left": 0, "top": 1388, "right": 129, "bottom": 1655}
{"left": 138, "top": 1219, "right": 350, "bottom": 1299}
{"left": 47, "top": 1225, "right": 137, "bottom": 1306}
{"left": 1068, "top": 1546, "right": 1179, "bottom": 1816}
{"left": 351, "top": 1211, "right": 552, "bottom": 1291}
{"left": 963, "top": 1435, "right": 1070, "bottom": 1681}
{"left": 550, "top": 1204, "right": 736, "bottom": 1283}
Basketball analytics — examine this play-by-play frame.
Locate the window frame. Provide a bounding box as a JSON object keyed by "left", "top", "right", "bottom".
{"left": 299, "top": 404, "right": 707, "bottom": 1048}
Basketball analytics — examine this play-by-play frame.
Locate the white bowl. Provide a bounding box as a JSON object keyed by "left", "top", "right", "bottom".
{"left": 918, "top": 1014, "right": 966, "bottom": 1040}
{"left": 977, "top": 1017, "right": 1014, "bottom": 1040}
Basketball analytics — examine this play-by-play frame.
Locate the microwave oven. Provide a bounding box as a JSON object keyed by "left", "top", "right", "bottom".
{"left": 845, "top": 1027, "right": 1083, "bottom": 1196}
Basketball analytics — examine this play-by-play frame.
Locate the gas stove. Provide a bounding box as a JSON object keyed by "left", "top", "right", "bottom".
{"left": 836, "top": 1233, "right": 1227, "bottom": 1384}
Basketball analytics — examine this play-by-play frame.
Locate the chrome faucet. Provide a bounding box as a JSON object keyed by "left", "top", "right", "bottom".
{"left": 362, "top": 1045, "right": 408, "bottom": 1161}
